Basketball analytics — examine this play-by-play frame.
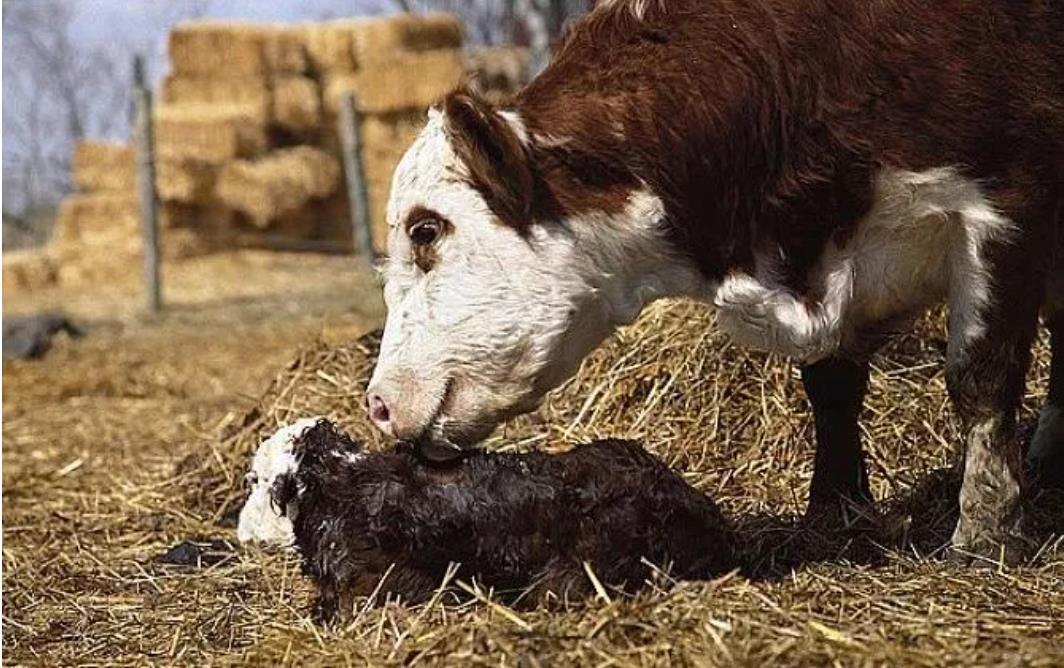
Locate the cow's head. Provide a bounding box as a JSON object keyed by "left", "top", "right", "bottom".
{"left": 366, "top": 89, "right": 699, "bottom": 458}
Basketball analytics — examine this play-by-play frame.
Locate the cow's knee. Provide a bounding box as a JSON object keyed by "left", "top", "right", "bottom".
{"left": 1027, "top": 316, "right": 1064, "bottom": 488}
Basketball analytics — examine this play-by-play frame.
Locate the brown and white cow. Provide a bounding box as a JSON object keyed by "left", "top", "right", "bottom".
{"left": 367, "top": 0, "right": 1064, "bottom": 562}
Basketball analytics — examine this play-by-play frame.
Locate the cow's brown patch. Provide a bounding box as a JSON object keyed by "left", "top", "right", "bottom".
{"left": 492, "top": 0, "right": 1062, "bottom": 290}
{"left": 443, "top": 89, "right": 534, "bottom": 232}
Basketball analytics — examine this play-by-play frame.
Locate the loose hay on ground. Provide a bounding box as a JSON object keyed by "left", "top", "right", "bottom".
{"left": 4, "top": 298, "right": 1061, "bottom": 665}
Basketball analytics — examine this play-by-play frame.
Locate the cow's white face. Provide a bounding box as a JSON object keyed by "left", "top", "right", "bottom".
{"left": 366, "top": 92, "right": 705, "bottom": 456}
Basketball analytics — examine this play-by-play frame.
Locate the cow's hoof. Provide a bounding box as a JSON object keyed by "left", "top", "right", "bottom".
{"left": 804, "top": 494, "right": 877, "bottom": 535}
{"left": 946, "top": 534, "right": 1030, "bottom": 568}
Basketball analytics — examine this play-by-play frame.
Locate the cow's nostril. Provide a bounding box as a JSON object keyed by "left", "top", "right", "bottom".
{"left": 367, "top": 394, "right": 392, "bottom": 433}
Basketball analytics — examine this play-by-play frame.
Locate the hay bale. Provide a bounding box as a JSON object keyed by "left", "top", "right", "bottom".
{"left": 161, "top": 202, "right": 234, "bottom": 234}
{"left": 261, "top": 26, "right": 309, "bottom": 74}
{"left": 154, "top": 105, "right": 268, "bottom": 163}
{"left": 168, "top": 22, "right": 307, "bottom": 77}
{"left": 2, "top": 249, "right": 58, "bottom": 294}
{"left": 360, "top": 140, "right": 415, "bottom": 248}
{"left": 169, "top": 22, "right": 270, "bottom": 76}
{"left": 72, "top": 142, "right": 136, "bottom": 193}
{"left": 156, "top": 157, "right": 218, "bottom": 204}
{"left": 272, "top": 76, "right": 323, "bottom": 133}
{"left": 351, "top": 13, "right": 462, "bottom": 65}
{"left": 359, "top": 108, "right": 427, "bottom": 148}
{"left": 303, "top": 14, "right": 462, "bottom": 74}
{"left": 464, "top": 46, "right": 530, "bottom": 103}
{"left": 160, "top": 75, "right": 272, "bottom": 120}
{"left": 324, "top": 50, "right": 462, "bottom": 114}
{"left": 162, "top": 74, "right": 321, "bottom": 135}
{"left": 51, "top": 194, "right": 230, "bottom": 249}
{"left": 302, "top": 22, "right": 360, "bottom": 72}
{"left": 161, "top": 226, "right": 226, "bottom": 260}
{"left": 51, "top": 194, "right": 140, "bottom": 253}
{"left": 215, "top": 146, "right": 341, "bottom": 228}
{"left": 46, "top": 199, "right": 230, "bottom": 286}
{"left": 351, "top": 111, "right": 427, "bottom": 249}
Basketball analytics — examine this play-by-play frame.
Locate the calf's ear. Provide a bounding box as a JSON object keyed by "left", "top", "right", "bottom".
{"left": 269, "top": 473, "right": 299, "bottom": 518}
{"left": 443, "top": 89, "right": 533, "bottom": 230}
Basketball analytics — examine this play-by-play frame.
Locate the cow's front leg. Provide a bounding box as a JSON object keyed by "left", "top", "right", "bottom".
{"left": 801, "top": 355, "right": 872, "bottom": 520}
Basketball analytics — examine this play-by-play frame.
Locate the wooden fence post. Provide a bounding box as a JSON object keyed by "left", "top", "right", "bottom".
{"left": 133, "top": 55, "right": 161, "bottom": 314}
{"left": 338, "top": 92, "right": 377, "bottom": 261}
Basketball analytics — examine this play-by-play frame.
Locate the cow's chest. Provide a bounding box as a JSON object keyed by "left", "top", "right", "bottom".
{"left": 711, "top": 168, "right": 1004, "bottom": 361}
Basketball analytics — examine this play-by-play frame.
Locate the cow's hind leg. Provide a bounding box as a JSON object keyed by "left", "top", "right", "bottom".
{"left": 946, "top": 202, "right": 1045, "bottom": 565}
{"left": 802, "top": 355, "right": 873, "bottom": 521}
{"left": 1026, "top": 280, "right": 1064, "bottom": 489}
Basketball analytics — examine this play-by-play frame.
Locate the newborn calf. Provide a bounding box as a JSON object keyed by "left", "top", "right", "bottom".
{"left": 246, "top": 419, "right": 735, "bottom": 622}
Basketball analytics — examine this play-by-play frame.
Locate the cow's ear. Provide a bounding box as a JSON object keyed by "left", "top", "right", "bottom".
{"left": 443, "top": 90, "right": 533, "bottom": 230}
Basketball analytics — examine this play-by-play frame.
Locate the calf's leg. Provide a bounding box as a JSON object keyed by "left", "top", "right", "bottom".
{"left": 802, "top": 355, "right": 873, "bottom": 516}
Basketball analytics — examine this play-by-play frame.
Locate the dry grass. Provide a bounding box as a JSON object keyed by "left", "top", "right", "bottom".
{"left": 4, "top": 295, "right": 1062, "bottom": 666}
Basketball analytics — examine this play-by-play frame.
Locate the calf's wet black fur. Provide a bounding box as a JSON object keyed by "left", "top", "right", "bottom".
{"left": 271, "top": 420, "right": 735, "bottom": 623}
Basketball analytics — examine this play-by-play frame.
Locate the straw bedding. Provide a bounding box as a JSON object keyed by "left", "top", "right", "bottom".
{"left": 190, "top": 300, "right": 1061, "bottom": 664}
{"left": 3, "top": 297, "right": 1061, "bottom": 664}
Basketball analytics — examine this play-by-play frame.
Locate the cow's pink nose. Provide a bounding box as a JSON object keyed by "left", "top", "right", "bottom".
{"left": 367, "top": 394, "right": 393, "bottom": 436}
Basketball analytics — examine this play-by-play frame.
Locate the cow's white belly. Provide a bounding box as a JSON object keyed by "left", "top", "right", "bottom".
{"left": 712, "top": 167, "right": 1011, "bottom": 361}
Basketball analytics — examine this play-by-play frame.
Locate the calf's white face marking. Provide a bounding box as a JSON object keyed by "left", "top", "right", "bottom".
{"left": 370, "top": 108, "right": 704, "bottom": 447}
{"left": 237, "top": 417, "right": 322, "bottom": 546}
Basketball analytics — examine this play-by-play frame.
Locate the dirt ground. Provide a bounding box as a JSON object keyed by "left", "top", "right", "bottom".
{"left": 3, "top": 252, "right": 1062, "bottom": 666}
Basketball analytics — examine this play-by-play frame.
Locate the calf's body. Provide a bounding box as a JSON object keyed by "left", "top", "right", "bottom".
{"left": 371, "top": 0, "right": 1063, "bottom": 561}
{"left": 271, "top": 421, "right": 734, "bottom": 622}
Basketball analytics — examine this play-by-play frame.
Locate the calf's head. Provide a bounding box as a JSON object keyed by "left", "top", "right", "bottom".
{"left": 368, "top": 90, "right": 696, "bottom": 456}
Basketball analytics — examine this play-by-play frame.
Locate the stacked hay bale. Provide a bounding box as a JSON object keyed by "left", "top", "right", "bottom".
{"left": 42, "top": 141, "right": 230, "bottom": 286}
{"left": 23, "top": 14, "right": 489, "bottom": 292}
{"left": 464, "top": 46, "right": 531, "bottom": 104}
{"left": 309, "top": 13, "right": 463, "bottom": 244}
{"left": 160, "top": 13, "right": 464, "bottom": 247}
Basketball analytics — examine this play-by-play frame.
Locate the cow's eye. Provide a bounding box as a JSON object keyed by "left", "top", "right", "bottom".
{"left": 409, "top": 218, "right": 442, "bottom": 246}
